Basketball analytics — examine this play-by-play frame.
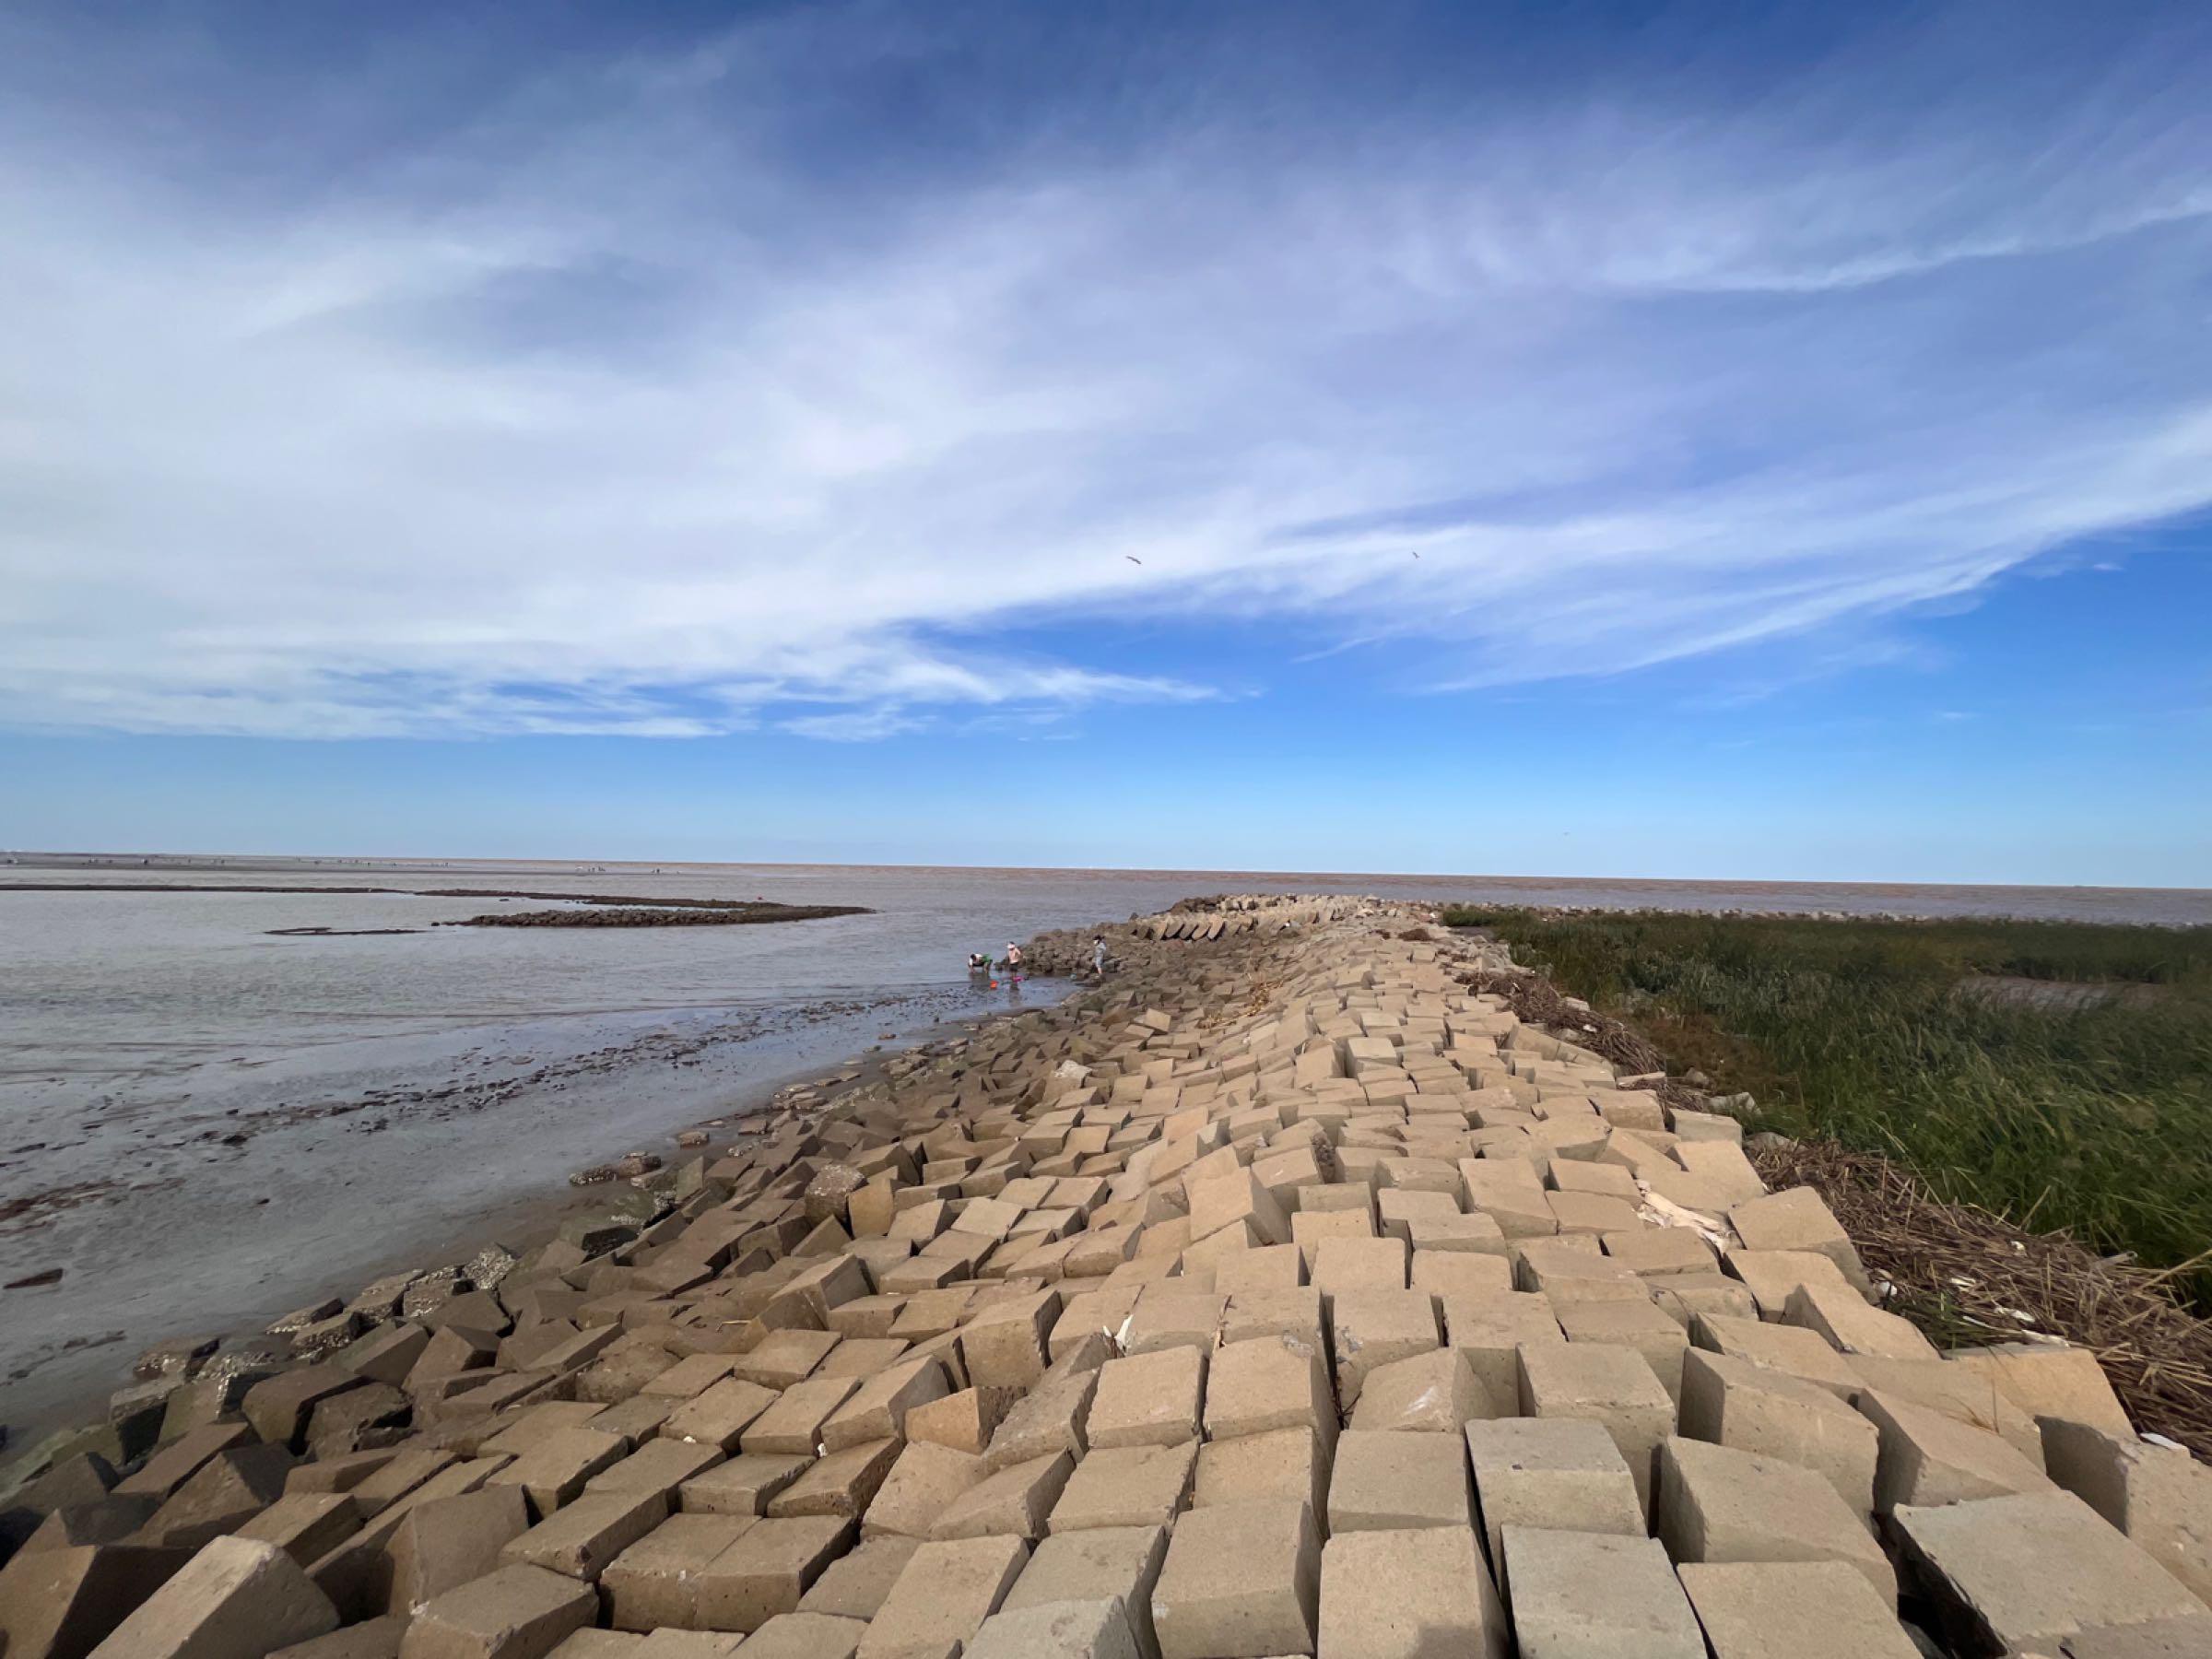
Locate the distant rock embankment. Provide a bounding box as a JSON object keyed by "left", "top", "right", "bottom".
{"left": 443, "top": 901, "right": 870, "bottom": 927}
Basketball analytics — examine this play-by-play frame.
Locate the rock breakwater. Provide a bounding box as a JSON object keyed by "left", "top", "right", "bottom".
{"left": 1, "top": 898, "right": 2203, "bottom": 1658}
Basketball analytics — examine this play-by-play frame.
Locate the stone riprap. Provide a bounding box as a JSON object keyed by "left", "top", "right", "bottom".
{"left": 4, "top": 900, "right": 2209, "bottom": 1659}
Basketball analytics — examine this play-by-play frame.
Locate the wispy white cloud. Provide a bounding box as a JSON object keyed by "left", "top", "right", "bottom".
{"left": 2, "top": 4, "right": 2209, "bottom": 739}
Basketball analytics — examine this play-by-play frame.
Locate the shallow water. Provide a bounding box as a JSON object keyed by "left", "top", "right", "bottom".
{"left": 1, "top": 854, "right": 2205, "bottom": 1425}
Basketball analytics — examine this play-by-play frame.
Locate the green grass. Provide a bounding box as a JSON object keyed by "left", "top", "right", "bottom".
{"left": 1441, "top": 907, "right": 2212, "bottom": 1304}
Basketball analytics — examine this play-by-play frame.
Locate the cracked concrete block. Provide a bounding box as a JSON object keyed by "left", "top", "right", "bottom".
{"left": 1499, "top": 1528, "right": 1701, "bottom": 1659}
{"left": 1326, "top": 1431, "right": 1470, "bottom": 1534}
{"left": 857, "top": 1535, "right": 1028, "bottom": 1659}
{"left": 1678, "top": 1348, "right": 1877, "bottom": 1519}
{"left": 1463, "top": 1418, "right": 1643, "bottom": 1574}
{"left": 1317, "top": 1525, "right": 1508, "bottom": 1659}
{"left": 1654, "top": 1437, "right": 1894, "bottom": 1606}
{"left": 1893, "top": 1490, "right": 2208, "bottom": 1656}
{"left": 1678, "top": 1560, "right": 1922, "bottom": 1659}
{"left": 1049, "top": 1443, "right": 1195, "bottom": 1535}
{"left": 1858, "top": 1388, "right": 2055, "bottom": 1513}
{"left": 1149, "top": 1500, "right": 1318, "bottom": 1659}
{"left": 2041, "top": 1418, "right": 2212, "bottom": 1607}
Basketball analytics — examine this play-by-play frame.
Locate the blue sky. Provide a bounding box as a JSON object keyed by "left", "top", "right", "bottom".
{"left": 2, "top": 1, "right": 2207, "bottom": 883}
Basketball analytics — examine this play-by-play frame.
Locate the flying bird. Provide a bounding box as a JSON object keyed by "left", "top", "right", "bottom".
{"left": 1410, "top": 549, "right": 1420, "bottom": 559}
{"left": 1125, "top": 556, "right": 1142, "bottom": 565}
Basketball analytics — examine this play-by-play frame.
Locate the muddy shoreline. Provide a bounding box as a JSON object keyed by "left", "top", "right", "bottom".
{"left": 0, "top": 973, "right": 1070, "bottom": 1432}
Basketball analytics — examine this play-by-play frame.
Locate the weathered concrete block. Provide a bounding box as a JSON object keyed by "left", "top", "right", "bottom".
{"left": 1191, "top": 1427, "right": 1330, "bottom": 1521}
{"left": 1893, "top": 1490, "right": 2208, "bottom": 1656}
{"left": 1149, "top": 1500, "right": 1318, "bottom": 1659}
{"left": 732, "top": 1612, "right": 862, "bottom": 1658}
{"left": 0, "top": 1541, "right": 192, "bottom": 1659}
{"left": 1783, "top": 1284, "right": 1939, "bottom": 1363}
{"left": 233, "top": 1493, "right": 362, "bottom": 1567}
{"left": 1462, "top": 1418, "right": 1643, "bottom": 1572}
{"left": 88, "top": 1535, "right": 337, "bottom": 1659}
{"left": 140, "top": 1446, "right": 296, "bottom": 1550}
{"left": 1558, "top": 1300, "right": 1690, "bottom": 1404}
{"left": 1654, "top": 1437, "right": 1894, "bottom": 1605}
{"left": 742, "top": 1379, "right": 862, "bottom": 1458}
{"left": 1203, "top": 1337, "right": 1331, "bottom": 1442}
{"left": 662, "top": 1381, "right": 780, "bottom": 1454}
{"left": 1499, "top": 1527, "right": 1701, "bottom": 1658}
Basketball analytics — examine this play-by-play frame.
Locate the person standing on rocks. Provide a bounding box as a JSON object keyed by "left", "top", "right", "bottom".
{"left": 1092, "top": 936, "right": 1109, "bottom": 977}
{"left": 1005, "top": 942, "right": 1024, "bottom": 977}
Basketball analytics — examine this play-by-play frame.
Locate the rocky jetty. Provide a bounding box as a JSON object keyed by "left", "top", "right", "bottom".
{"left": 2, "top": 899, "right": 2206, "bottom": 1658}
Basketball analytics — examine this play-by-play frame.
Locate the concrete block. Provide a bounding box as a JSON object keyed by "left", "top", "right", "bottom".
{"left": 1203, "top": 1338, "right": 1332, "bottom": 1442}
{"left": 1327, "top": 1430, "right": 1470, "bottom": 1533}
{"left": 734, "top": 1333, "right": 841, "bottom": 1391}
{"left": 501, "top": 1491, "right": 667, "bottom": 1581}
{"left": 819, "top": 1361, "right": 948, "bottom": 1454}
{"left": 857, "top": 1443, "right": 984, "bottom": 1540}
{"left": 1690, "top": 1312, "right": 1859, "bottom": 1397}
{"left": 1499, "top": 1527, "right": 1701, "bottom": 1659}
{"left": 1220, "top": 1287, "right": 1325, "bottom": 1351}
{"left": 1678, "top": 1560, "right": 1922, "bottom": 1659}
{"left": 902, "top": 1386, "right": 1017, "bottom": 1456}
{"left": 1723, "top": 1249, "right": 1857, "bottom": 1320}
{"left": 2041, "top": 1418, "right": 2212, "bottom": 1606}
{"left": 1311, "top": 1238, "right": 1408, "bottom": 1296}
{"left": 1726, "top": 1190, "right": 1869, "bottom": 1293}
{"left": 397, "top": 1565, "right": 596, "bottom": 1659}
{"left": 1347, "top": 1348, "right": 1487, "bottom": 1433}
{"left": 1191, "top": 1428, "right": 1330, "bottom": 1520}
{"left": 1316, "top": 1525, "right": 1507, "bottom": 1659}
{"left": 1462, "top": 1418, "right": 1643, "bottom": 1572}
{"left": 485, "top": 1430, "right": 627, "bottom": 1518}
{"left": 0, "top": 1542, "right": 193, "bottom": 1659}
{"left": 1149, "top": 1500, "right": 1318, "bottom": 1659}
{"left": 1006, "top": 1527, "right": 1166, "bottom": 1658}
{"left": 961, "top": 1293, "right": 1058, "bottom": 1390}
{"left": 1049, "top": 1443, "right": 1195, "bottom": 1534}
{"left": 720, "top": 1615, "right": 861, "bottom": 1659}
{"left": 1515, "top": 1344, "right": 1675, "bottom": 1514}
{"left": 767, "top": 1438, "right": 901, "bottom": 1522}
{"left": 857, "top": 1535, "right": 1028, "bottom": 1659}
{"left": 600, "top": 1515, "right": 756, "bottom": 1631}
{"left": 1654, "top": 1437, "right": 1894, "bottom": 1605}
{"left": 1441, "top": 1292, "right": 1561, "bottom": 1415}
{"left": 585, "top": 1440, "right": 727, "bottom": 1507}
{"left": 1859, "top": 1388, "right": 2054, "bottom": 1512}
{"left": 386, "top": 1487, "right": 534, "bottom": 1619}
{"left": 1843, "top": 1356, "right": 2042, "bottom": 1464}
{"left": 1087, "top": 1349, "right": 1206, "bottom": 1450}
{"left": 1893, "top": 1490, "right": 2208, "bottom": 1656}
{"left": 87, "top": 1536, "right": 337, "bottom": 1659}
{"left": 1330, "top": 1290, "right": 1439, "bottom": 1407}
{"left": 1678, "top": 1348, "right": 1877, "bottom": 1518}
{"left": 1783, "top": 1284, "right": 1939, "bottom": 1362}
{"left": 232, "top": 1493, "right": 362, "bottom": 1567}
{"left": 692, "top": 1515, "right": 853, "bottom": 1633}
{"left": 1187, "top": 1170, "right": 1290, "bottom": 1248}
{"left": 964, "top": 1598, "right": 1142, "bottom": 1659}
{"left": 797, "top": 1537, "right": 921, "bottom": 1620}
{"left": 1947, "top": 1343, "right": 2134, "bottom": 1438}
{"left": 1558, "top": 1300, "right": 1690, "bottom": 1405}
{"left": 742, "top": 1379, "right": 862, "bottom": 1458}
{"left": 1122, "top": 1291, "right": 1225, "bottom": 1357}
{"left": 678, "top": 1453, "right": 811, "bottom": 1517}
{"left": 140, "top": 1446, "right": 297, "bottom": 1549}
{"left": 930, "top": 1451, "right": 1074, "bottom": 1541}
